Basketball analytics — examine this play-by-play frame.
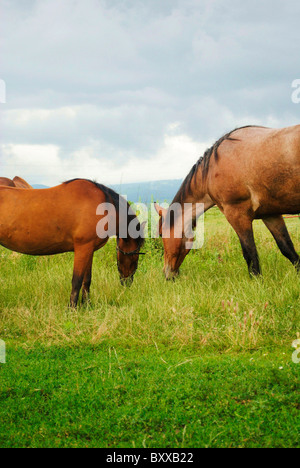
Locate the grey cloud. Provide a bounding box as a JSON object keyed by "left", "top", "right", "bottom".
{"left": 1, "top": 0, "right": 300, "bottom": 183}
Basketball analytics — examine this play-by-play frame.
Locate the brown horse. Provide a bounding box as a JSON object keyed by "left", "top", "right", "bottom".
{"left": 0, "top": 177, "right": 15, "bottom": 187}
{"left": 0, "top": 176, "right": 33, "bottom": 189}
{"left": 155, "top": 125, "right": 300, "bottom": 279}
{"left": 0, "top": 179, "right": 145, "bottom": 306}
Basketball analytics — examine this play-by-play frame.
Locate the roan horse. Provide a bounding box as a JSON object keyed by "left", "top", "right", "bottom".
{"left": 0, "top": 176, "right": 33, "bottom": 189}
{"left": 0, "top": 179, "right": 145, "bottom": 307}
{"left": 155, "top": 125, "right": 300, "bottom": 279}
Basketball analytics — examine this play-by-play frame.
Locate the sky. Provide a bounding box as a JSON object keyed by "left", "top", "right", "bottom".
{"left": 1, "top": 0, "right": 300, "bottom": 186}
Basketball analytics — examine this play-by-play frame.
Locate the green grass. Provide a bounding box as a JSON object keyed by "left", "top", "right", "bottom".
{"left": 0, "top": 209, "right": 299, "bottom": 447}
{"left": 0, "top": 346, "right": 298, "bottom": 448}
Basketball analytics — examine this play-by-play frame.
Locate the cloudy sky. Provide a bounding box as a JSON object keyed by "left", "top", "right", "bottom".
{"left": 1, "top": 0, "right": 300, "bottom": 186}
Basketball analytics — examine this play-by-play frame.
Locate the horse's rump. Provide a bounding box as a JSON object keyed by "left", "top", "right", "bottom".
{"left": 204, "top": 125, "right": 300, "bottom": 216}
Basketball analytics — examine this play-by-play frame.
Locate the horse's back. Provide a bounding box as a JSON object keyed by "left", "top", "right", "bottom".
{"left": 207, "top": 124, "right": 300, "bottom": 216}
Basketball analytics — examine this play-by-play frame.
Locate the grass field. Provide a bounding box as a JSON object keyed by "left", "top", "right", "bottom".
{"left": 0, "top": 208, "right": 299, "bottom": 448}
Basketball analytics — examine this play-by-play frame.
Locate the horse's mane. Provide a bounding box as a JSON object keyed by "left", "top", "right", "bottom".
{"left": 172, "top": 125, "right": 264, "bottom": 205}
{"left": 64, "top": 179, "right": 145, "bottom": 245}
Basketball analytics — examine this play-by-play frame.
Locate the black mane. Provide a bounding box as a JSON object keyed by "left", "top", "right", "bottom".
{"left": 64, "top": 179, "right": 145, "bottom": 246}
{"left": 172, "top": 125, "right": 264, "bottom": 204}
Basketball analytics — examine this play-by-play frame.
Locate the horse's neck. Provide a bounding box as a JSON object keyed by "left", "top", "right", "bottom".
{"left": 180, "top": 169, "right": 214, "bottom": 212}
{"left": 116, "top": 203, "right": 136, "bottom": 238}
{"left": 174, "top": 172, "right": 214, "bottom": 230}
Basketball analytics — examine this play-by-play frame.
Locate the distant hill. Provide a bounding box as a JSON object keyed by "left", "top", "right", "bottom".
{"left": 33, "top": 184, "right": 48, "bottom": 189}
{"left": 33, "top": 179, "right": 182, "bottom": 204}
{"left": 111, "top": 179, "right": 182, "bottom": 204}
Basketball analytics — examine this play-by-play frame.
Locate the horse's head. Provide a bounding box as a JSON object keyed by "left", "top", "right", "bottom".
{"left": 155, "top": 203, "right": 193, "bottom": 280}
{"left": 116, "top": 222, "right": 146, "bottom": 286}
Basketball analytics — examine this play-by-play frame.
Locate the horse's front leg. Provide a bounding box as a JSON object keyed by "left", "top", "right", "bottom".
{"left": 81, "top": 255, "right": 94, "bottom": 305}
{"left": 224, "top": 204, "right": 261, "bottom": 276}
{"left": 70, "top": 243, "right": 94, "bottom": 308}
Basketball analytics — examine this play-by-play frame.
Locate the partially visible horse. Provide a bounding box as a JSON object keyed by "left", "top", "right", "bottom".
{"left": 155, "top": 125, "right": 300, "bottom": 279}
{"left": 0, "top": 179, "right": 145, "bottom": 306}
{"left": 0, "top": 176, "right": 33, "bottom": 189}
{"left": 0, "top": 177, "right": 15, "bottom": 187}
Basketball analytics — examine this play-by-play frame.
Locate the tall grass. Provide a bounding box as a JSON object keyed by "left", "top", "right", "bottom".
{"left": 0, "top": 209, "right": 299, "bottom": 352}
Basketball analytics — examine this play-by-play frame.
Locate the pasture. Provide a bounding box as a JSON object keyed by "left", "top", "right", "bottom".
{"left": 0, "top": 207, "right": 299, "bottom": 448}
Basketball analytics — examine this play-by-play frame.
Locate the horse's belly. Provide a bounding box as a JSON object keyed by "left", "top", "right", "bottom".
{"left": 254, "top": 189, "right": 300, "bottom": 217}
{"left": 0, "top": 226, "right": 74, "bottom": 255}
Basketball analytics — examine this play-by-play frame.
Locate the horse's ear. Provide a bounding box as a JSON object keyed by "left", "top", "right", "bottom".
{"left": 13, "top": 176, "right": 33, "bottom": 189}
{"left": 141, "top": 221, "right": 147, "bottom": 233}
{"left": 154, "top": 203, "right": 167, "bottom": 218}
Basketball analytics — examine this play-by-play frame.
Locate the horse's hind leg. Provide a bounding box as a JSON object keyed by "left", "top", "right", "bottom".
{"left": 262, "top": 215, "right": 300, "bottom": 271}
{"left": 70, "top": 243, "right": 94, "bottom": 308}
{"left": 224, "top": 205, "right": 261, "bottom": 276}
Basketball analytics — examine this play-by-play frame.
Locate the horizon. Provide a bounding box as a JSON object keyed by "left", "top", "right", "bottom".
{"left": 31, "top": 177, "right": 184, "bottom": 204}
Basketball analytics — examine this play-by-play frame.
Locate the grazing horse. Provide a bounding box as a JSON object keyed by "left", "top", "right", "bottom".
{"left": 0, "top": 179, "right": 145, "bottom": 307}
{"left": 0, "top": 176, "right": 33, "bottom": 189}
{"left": 155, "top": 125, "right": 300, "bottom": 279}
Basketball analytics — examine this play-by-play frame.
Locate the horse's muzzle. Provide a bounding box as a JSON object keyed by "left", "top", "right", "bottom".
{"left": 164, "top": 265, "right": 179, "bottom": 281}
{"left": 120, "top": 276, "right": 134, "bottom": 287}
